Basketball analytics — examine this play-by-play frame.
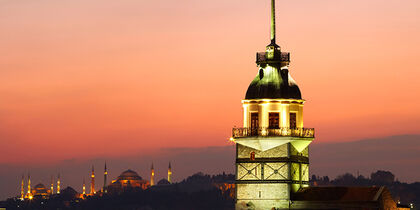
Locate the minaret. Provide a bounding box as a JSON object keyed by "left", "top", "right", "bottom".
{"left": 82, "top": 178, "right": 86, "bottom": 195}
{"left": 57, "top": 173, "right": 61, "bottom": 194}
{"left": 103, "top": 162, "right": 107, "bottom": 193}
{"left": 167, "top": 162, "right": 172, "bottom": 184}
{"left": 90, "top": 165, "right": 95, "bottom": 194}
{"left": 150, "top": 163, "right": 155, "bottom": 186}
{"left": 27, "top": 173, "right": 31, "bottom": 194}
{"left": 50, "top": 175, "right": 54, "bottom": 195}
{"left": 232, "top": 1, "right": 315, "bottom": 209}
{"left": 20, "top": 174, "right": 25, "bottom": 200}
{"left": 26, "top": 173, "right": 32, "bottom": 199}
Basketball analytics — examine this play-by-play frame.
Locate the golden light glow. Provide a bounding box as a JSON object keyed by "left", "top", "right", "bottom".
{"left": 57, "top": 180, "right": 60, "bottom": 194}
{"left": 242, "top": 98, "right": 305, "bottom": 104}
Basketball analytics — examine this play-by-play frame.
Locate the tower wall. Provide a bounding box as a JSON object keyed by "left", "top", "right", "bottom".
{"left": 236, "top": 143, "right": 311, "bottom": 210}
{"left": 235, "top": 99, "right": 313, "bottom": 209}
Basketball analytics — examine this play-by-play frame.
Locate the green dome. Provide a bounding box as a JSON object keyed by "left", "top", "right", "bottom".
{"left": 245, "top": 66, "right": 301, "bottom": 100}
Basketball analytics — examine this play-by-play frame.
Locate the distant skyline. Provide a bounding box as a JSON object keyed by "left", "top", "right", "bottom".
{"left": 0, "top": 134, "right": 419, "bottom": 200}
{"left": 0, "top": 0, "right": 419, "bottom": 177}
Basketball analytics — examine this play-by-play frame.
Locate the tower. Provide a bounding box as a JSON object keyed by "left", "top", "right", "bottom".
{"left": 231, "top": 1, "right": 315, "bottom": 209}
{"left": 103, "top": 162, "right": 107, "bottom": 193}
{"left": 20, "top": 174, "right": 24, "bottom": 200}
{"left": 50, "top": 175, "right": 54, "bottom": 195}
{"left": 150, "top": 163, "right": 155, "bottom": 186}
{"left": 90, "top": 165, "right": 95, "bottom": 194}
{"left": 167, "top": 162, "right": 172, "bottom": 184}
{"left": 26, "top": 173, "right": 33, "bottom": 199}
{"left": 57, "top": 173, "right": 61, "bottom": 194}
{"left": 82, "top": 178, "right": 86, "bottom": 195}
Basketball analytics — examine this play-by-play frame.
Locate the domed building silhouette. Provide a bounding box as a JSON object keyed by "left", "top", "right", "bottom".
{"left": 157, "top": 179, "right": 171, "bottom": 185}
{"left": 32, "top": 183, "right": 51, "bottom": 199}
{"left": 107, "top": 169, "right": 149, "bottom": 193}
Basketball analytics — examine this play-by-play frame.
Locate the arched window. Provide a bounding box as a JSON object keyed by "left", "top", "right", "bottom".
{"left": 250, "top": 152, "right": 255, "bottom": 160}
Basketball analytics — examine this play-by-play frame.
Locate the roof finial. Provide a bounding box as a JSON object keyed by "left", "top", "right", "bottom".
{"left": 270, "top": 0, "right": 276, "bottom": 45}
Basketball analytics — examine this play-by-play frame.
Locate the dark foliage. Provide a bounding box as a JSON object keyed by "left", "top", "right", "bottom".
{"left": 310, "top": 170, "right": 419, "bottom": 208}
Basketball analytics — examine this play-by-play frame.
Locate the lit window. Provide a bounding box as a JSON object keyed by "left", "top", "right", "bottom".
{"left": 269, "top": 113, "right": 280, "bottom": 129}
{"left": 290, "top": 113, "right": 297, "bottom": 128}
{"left": 250, "top": 152, "right": 255, "bottom": 161}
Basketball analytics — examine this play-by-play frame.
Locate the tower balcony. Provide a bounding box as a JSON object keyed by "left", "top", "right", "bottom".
{"left": 232, "top": 127, "right": 315, "bottom": 138}
{"left": 256, "top": 51, "right": 290, "bottom": 64}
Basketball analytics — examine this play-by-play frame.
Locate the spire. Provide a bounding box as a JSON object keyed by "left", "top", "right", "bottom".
{"left": 26, "top": 173, "right": 33, "bottom": 199}
{"left": 50, "top": 175, "right": 54, "bottom": 195}
{"left": 168, "top": 162, "right": 172, "bottom": 184}
{"left": 259, "top": 0, "right": 288, "bottom": 63}
{"left": 57, "top": 173, "right": 61, "bottom": 194}
{"left": 103, "top": 162, "right": 107, "bottom": 193}
{"left": 20, "top": 174, "right": 25, "bottom": 200}
{"left": 266, "top": 0, "right": 280, "bottom": 50}
{"left": 82, "top": 178, "right": 86, "bottom": 195}
{"left": 270, "top": 0, "right": 276, "bottom": 45}
{"left": 150, "top": 163, "right": 155, "bottom": 186}
{"left": 90, "top": 165, "right": 95, "bottom": 194}
{"left": 27, "top": 173, "right": 31, "bottom": 194}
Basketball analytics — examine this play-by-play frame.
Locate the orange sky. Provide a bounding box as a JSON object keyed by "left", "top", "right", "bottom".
{"left": 0, "top": 0, "right": 419, "bottom": 164}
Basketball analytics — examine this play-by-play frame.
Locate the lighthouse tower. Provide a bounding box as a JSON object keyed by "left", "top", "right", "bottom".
{"left": 232, "top": 1, "right": 315, "bottom": 209}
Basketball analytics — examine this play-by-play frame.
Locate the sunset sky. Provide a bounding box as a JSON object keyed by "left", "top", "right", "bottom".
{"left": 1, "top": 0, "right": 419, "bottom": 166}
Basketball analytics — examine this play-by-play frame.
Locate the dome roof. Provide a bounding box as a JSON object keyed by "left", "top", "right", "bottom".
{"left": 33, "top": 183, "right": 49, "bottom": 195}
{"left": 245, "top": 67, "right": 301, "bottom": 100}
{"left": 157, "top": 179, "right": 171, "bottom": 185}
{"left": 117, "top": 169, "right": 143, "bottom": 181}
{"left": 34, "top": 183, "right": 47, "bottom": 190}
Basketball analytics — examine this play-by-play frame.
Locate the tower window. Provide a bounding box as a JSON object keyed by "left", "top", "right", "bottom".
{"left": 250, "top": 152, "right": 255, "bottom": 161}
{"left": 290, "top": 113, "right": 297, "bottom": 128}
{"left": 250, "top": 113, "right": 259, "bottom": 135}
{"left": 269, "top": 113, "right": 280, "bottom": 129}
{"left": 259, "top": 69, "right": 264, "bottom": 80}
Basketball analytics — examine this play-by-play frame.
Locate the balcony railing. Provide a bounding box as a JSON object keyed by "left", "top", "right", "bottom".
{"left": 232, "top": 127, "right": 315, "bottom": 138}
{"left": 256, "top": 52, "right": 290, "bottom": 63}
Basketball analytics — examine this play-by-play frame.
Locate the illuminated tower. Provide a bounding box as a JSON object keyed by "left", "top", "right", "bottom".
{"left": 231, "top": 0, "right": 315, "bottom": 209}
{"left": 82, "top": 178, "right": 86, "bottom": 195}
{"left": 57, "top": 173, "right": 61, "bottom": 194}
{"left": 167, "top": 162, "right": 172, "bottom": 184}
{"left": 50, "top": 175, "right": 54, "bottom": 195}
{"left": 26, "top": 173, "right": 33, "bottom": 199}
{"left": 20, "top": 175, "right": 25, "bottom": 200}
{"left": 150, "top": 163, "right": 155, "bottom": 186}
{"left": 90, "top": 165, "right": 95, "bottom": 194}
{"left": 103, "top": 162, "right": 107, "bottom": 193}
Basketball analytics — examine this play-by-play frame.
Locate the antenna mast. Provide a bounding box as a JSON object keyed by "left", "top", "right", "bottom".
{"left": 270, "top": 0, "right": 276, "bottom": 44}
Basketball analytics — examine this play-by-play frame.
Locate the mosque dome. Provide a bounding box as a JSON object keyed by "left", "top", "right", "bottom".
{"left": 245, "top": 67, "right": 301, "bottom": 100}
{"left": 116, "top": 169, "right": 143, "bottom": 181}
{"left": 34, "top": 183, "right": 47, "bottom": 190}
{"left": 108, "top": 169, "right": 150, "bottom": 192}
{"left": 157, "top": 179, "right": 171, "bottom": 185}
{"left": 33, "top": 183, "right": 49, "bottom": 196}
